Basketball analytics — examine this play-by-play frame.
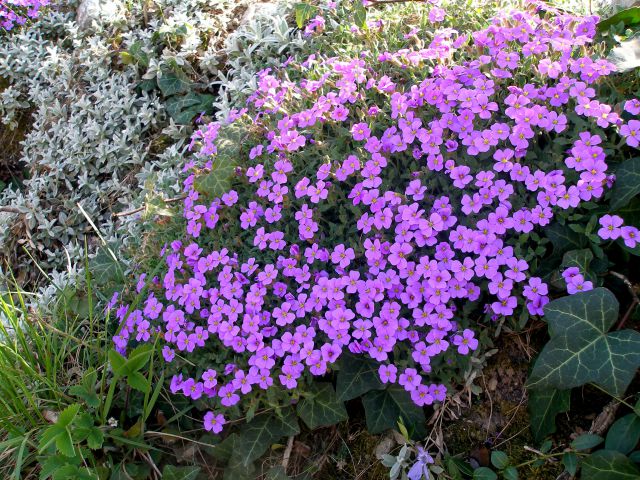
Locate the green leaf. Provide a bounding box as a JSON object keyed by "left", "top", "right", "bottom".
{"left": 127, "top": 371, "right": 150, "bottom": 394}
{"left": 165, "top": 92, "right": 215, "bottom": 124}
{"left": 582, "top": 450, "right": 640, "bottom": 479}
{"left": 294, "top": 3, "right": 316, "bottom": 29}
{"left": 571, "top": 433, "right": 604, "bottom": 451}
{"left": 231, "top": 408, "right": 300, "bottom": 468}
{"left": 55, "top": 429, "right": 75, "bottom": 457}
{"left": 265, "top": 466, "right": 291, "bottom": 480}
{"left": 629, "top": 450, "right": 640, "bottom": 462}
{"left": 528, "top": 388, "right": 571, "bottom": 443}
{"left": 361, "top": 386, "right": 426, "bottom": 439}
{"left": 605, "top": 414, "right": 640, "bottom": 454}
{"left": 563, "top": 452, "right": 579, "bottom": 476}
{"left": 108, "top": 349, "right": 127, "bottom": 377}
{"left": 503, "top": 466, "right": 518, "bottom": 480}
{"left": 611, "top": 158, "right": 640, "bottom": 210}
{"left": 162, "top": 466, "right": 201, "bottom": 480}
{"left": 353, "top": 1, "right": 367, "bottom": 29}
{"left": 336, "top": 353, "right": 384, "bottom": 401}
{"left": 473, "top": 467, "right": 498, "bottom": 480}
{"left": 297, "top": 383, "right": 348, "bottom": 429}
{"left": 194, "top": 157, "right": 237, "bottom": 199}
{"left": 527, "top": 288, "right": 640, "bottom": 397}
{"left": 86, "top": 428, "right": 104, "bottom": 450}
{"left": 57, "top": 404, "right": 81, "bottom": 428}
{"left": 157, "top": 70, "right": 191, "bottom": 97}
{"left": 38, "top": 455, "right": 68, "bottom": 480}
{"left": 598, "top": 7, "right": 640, "bottom": 32}
{"left": 128, "top": 41, "right": 149, "bottom": 67}
{"left": 490, "top": 450, "right": 509, "bottom": 469}
{"left": 125, "top": 343, "right": 154, "bottom": 372}
{"left": 546, "top": 222, "right": 588, "bottom": 255}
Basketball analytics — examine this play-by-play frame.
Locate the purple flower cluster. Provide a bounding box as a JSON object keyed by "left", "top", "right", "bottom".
{"left": 0, "top": 0, "right": 48, "bottom": 31}
{"left": 561, "top": 267, "right": 594, "bottom": 295}
{"left": 114, "top": 3, "right": 640, "bottom": 433}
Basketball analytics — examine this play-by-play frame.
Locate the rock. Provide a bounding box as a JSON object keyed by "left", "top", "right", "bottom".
{"left": 76, "top": 0, "right": 125, "bottom": 30}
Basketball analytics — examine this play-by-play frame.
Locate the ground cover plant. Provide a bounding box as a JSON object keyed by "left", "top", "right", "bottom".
{"left": 1, "top": 0, "right": 640, "bottom": 479}
{"left": 107, "top": 0, "right": 640, "bottom": 477}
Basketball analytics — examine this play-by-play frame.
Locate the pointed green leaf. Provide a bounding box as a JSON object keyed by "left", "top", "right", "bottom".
{"left": 527, "top": 288, "right": 640, "bottom": 397}
{"left": 297, "top": 383, "right": 348, "bottom": 429}
{"left": 528, "top": 388, "right": 571, "bottom": 443}
{"left": 336, "top": 353, "right": 384, "bottom": 401}
{"left": 611, "top": 158, "right": 640, "bottom": 210}
{"left": 582, "top": 450, "right": 640, "bottom": 479}
{"left": 361, "top": 386, "right": 426, "bottom": 439}
{"left": 605, "top": 414, "right": 640, "bottom": 454}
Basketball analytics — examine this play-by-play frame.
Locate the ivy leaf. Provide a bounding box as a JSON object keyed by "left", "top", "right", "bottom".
{"left": 193, "top": 158, "right": 237, "bottom": 199}
{"left": 165, "top": 93, "right": 215, "bottom": 124}
{"left": 336, "top": 353, "right": 384, "bottom": 401}
{"left": 128, "top": 41, "right": 149, "bottom": 68}
{"left": 581, "top": 450, "right": 640, "bottom": 479}
{"left": 527, "top": 288, "right": 640, "bottom": 397}
{"left": 297, "top": 383, "right": 348, "bottom": 429}
{"left": 611, "top": 158, "right": 640, "bottom": 210}
{"left": 231, "top": 408, "right": 299, "bottom": 468}
{"left": 605, "top": 414, "right": 640, "bottom": 455}
{"left": 162, "top": 466, "right": 201, "bottom": 480}
{"left": 546, "top": 222, "right": 588, "bottom": 256}
{"left": 528, "top": 388, "right": 571, "bottom": 443}
{"left": 157, "top": 70, "right": 191, "bottom": 97}
{"left": 361, "top": 386, "right": 426, "bottom": 439}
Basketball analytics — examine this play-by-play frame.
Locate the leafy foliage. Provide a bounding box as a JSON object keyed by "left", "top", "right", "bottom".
{"left": 528, "top": 388, "right": 571, "bottom": 443}
{"left": 296, "top": 383, "right": 348, "bottom": 429}
{"left": 527, "top": 288, "right": 640, "bottom": 397}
